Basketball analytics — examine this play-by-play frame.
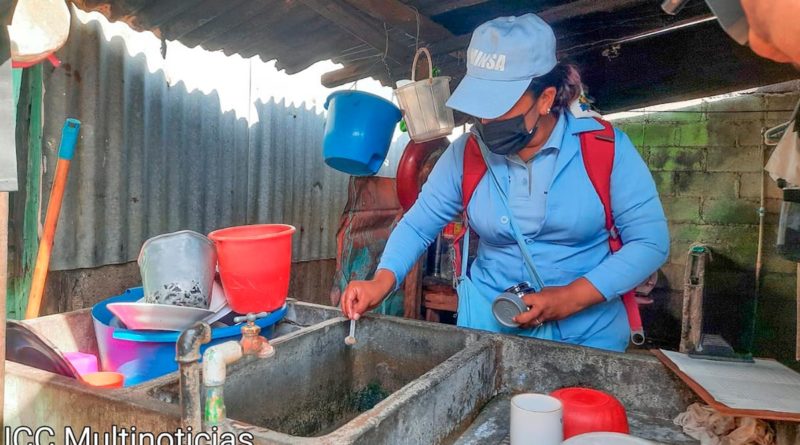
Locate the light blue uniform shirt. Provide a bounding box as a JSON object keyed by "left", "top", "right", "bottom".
{"left": 378, "top": 112, "right": 669, "bottom": 351}
{"left": 505, "top": 112, "right": 566, "bottom": 236}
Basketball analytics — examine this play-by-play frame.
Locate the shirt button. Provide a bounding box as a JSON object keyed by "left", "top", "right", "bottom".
{"left": 526, "top": 238, "right": 533, "bottom": 245}
{"left": 500, "top": 216, "right": 509, "bottom": 224}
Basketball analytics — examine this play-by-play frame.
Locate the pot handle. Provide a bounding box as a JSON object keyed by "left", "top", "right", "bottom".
{"left": 411, "top": 47, "right": 433, "bottom": 84}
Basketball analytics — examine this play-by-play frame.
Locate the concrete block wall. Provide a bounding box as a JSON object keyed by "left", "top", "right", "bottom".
{"left": 613, "top": 91, "right": 800, "bottom": 365}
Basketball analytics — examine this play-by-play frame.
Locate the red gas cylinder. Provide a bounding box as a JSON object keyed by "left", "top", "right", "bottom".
{"left": 395, "top": 137, "right": 449, "bottom": 212}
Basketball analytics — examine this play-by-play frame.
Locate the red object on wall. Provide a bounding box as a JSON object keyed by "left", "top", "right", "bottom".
{"left": 395, "top": 137, "right": 449, "bottom": 212}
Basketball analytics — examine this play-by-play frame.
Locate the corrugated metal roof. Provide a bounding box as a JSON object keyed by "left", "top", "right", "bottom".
{"left": 68, "top": 0, "right": 799, "bottom": 113}
{"left": 41, "top": 15, "right": 403, "bottom": 271}
{"left": 71, "top": 0, "right": 393, "bottom": 74}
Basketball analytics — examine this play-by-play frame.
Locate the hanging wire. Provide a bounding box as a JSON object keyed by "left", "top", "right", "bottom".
{"left": 381, "top": 22, "right": 393, "bottom": 85}
{"left": 411, "top": 5, "right": 421, "bottom": 54}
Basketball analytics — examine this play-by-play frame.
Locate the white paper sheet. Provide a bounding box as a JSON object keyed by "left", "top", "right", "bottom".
{"left": 661, "top": 349, "right": 800, "bottom": 413}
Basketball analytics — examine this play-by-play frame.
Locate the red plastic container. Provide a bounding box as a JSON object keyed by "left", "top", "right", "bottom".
{"left": 209, "top": 224, "right": 296, "bottom": 313}
{"left": 550, "top": 388, "right": 629, "bottom": 439}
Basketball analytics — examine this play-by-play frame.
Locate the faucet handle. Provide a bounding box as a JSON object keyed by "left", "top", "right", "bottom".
{"left": 234, "top": 312, "right": 269, "bottom": 325}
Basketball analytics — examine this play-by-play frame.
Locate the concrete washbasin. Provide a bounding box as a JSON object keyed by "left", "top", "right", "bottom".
{"left": 147, "top": 314, "right": 698, "bottom": 444}
{"left": 149, "top": 317, "right": 496, "bottom": 443}
{"left": 5, "top": 300, "right": 726, "bottom": 444}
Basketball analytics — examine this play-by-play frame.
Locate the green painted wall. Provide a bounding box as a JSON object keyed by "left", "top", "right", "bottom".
{"left": 7, "top": 65, "right": 42, "bottom": 320}
{"left": 613, "top": 91, "right": 800, "bottom": 365}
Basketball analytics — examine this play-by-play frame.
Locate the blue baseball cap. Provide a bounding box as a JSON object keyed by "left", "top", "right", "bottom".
{"left": 446, "top": 13, "right": 557, "bottom": 119}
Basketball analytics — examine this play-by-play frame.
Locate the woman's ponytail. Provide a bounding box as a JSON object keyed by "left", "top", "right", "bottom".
{"left": 528, "top": 63, "right": 583, "bottom": 112}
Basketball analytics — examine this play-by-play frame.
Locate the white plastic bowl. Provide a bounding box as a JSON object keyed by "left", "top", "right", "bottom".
{"left": 563, "top": 432, "right": 655, "bottom": 445}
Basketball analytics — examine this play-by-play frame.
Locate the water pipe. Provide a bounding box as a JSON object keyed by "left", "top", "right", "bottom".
{"left": 176, "top": 322, "right": 212, "bottom": 431}
{"left": 203, "top": 313, "right": 274, "bottom": 428}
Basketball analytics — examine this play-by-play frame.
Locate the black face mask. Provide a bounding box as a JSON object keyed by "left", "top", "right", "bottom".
{"left": 473, "top": 104, "right": 539, "bottom": 156}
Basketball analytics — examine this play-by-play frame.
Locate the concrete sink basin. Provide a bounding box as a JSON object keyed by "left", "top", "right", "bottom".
{"left": 149, "top": 317, "right": 496, "bottom": 443}
{"left": 148, "top": 315, "right": 698, "bottom": 444}
{"left": 5, "top": 300, "right": 731, "bottom": 444}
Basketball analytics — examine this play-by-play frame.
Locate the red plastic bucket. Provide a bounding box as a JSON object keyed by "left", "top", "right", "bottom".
{"left": 209, "top": 224, "right": 296, "bottom": 313}
{"left": 550, "top": 388, "right": 629, "bottom": 438}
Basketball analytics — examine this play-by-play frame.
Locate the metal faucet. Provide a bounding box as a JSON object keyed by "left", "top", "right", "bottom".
{"left": 203, "top": 312, "right": 275, "bottom": 429}
{"left": 177, "top": 314, "right": 275, "bottom": 432}
{"left": 237, "top": 312, "right": 275, "bottom": 358}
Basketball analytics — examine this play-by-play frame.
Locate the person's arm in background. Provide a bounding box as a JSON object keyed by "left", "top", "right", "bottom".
{"left": 741, "top": 0, "right": 800, "bottom": 66}
{"left": 516, "top": 129, "right": 669, "bottom": 327}
{"left": 341, "top": 138, "right": 464, "bottom": 319}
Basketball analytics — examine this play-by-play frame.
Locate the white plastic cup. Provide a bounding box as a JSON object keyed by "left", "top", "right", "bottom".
{"left": 510, "top": 393, "right": 564, "bottom": 445}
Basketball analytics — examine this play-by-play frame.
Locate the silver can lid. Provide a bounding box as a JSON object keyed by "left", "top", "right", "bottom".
{"left": 492, "top": 292, "right": 529, "bottom": 328}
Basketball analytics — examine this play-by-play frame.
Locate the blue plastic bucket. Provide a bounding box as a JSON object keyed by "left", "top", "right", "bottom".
{"left": 91, "top": 288, "right": 286, "bottom": 386}
{"left": 323, "top": 90, "right": 402, "bottom": 176}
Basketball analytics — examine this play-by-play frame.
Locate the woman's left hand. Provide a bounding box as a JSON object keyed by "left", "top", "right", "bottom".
{"left": 513, "top": 278, "right": 605, "bottom": 329}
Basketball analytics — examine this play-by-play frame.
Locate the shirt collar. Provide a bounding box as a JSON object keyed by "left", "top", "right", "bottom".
{"left": 544, "top": 112, "right": 567, "bottom": 151}
{"left": 507, "top": 112, "right": 566, "bottom": 163}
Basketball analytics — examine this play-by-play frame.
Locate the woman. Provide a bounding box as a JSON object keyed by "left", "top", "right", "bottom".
{"left": 341, "top": 13, "right": 669, "bottom": 352}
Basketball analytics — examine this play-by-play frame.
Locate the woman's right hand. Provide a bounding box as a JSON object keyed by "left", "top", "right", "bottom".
{"left": 341, "top": 269, "right": 397, "bottom": 320}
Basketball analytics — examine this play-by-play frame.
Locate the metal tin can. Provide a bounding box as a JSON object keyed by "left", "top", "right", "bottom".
{"left": 492, "top": 282, "right": 534, "bottom": 328}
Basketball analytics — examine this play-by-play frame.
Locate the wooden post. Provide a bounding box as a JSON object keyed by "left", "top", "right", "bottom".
{"left": 680, "top": 246, "right": 707, "bottom": 353}
{"left": 796, "top": 264, "right": 800, "bottom": 361}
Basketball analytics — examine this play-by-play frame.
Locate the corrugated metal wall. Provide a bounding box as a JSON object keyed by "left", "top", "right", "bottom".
{"left": 40, "top": 13, "right": 402, "bottom": 271}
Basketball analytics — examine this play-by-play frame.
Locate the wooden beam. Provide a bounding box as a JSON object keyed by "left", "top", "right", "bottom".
{"left": 432, "top": 19, "right": 796, "bottom": 113}
{"left": 323, "top": 50, "right": 443, "bottom": 88}
{"left": 429, "top": 0, "right": 654, "bottom": 60}
{"left": 297, "top": 0, "right": 411, "bottom": 64}
{"left": 322, "top": 40, "right": 448, "bottom": 87}
{"left": 323, "top": 0, "right": 658, "bottom": 87}
{"left": 421, "top": 0, "right": 490, "bottom": 17}
{"left": 334, "top": 0, "right": 462, "bottom": 84}
{"left": 429, "top": 34, "right": 470, "bottom": 58}
{"left": 342, "top": 0, "right": 454, "bottom": 42}
{"left": 538, "top": 0, "right": 649, "bottom": 22}
{"left": 321, "top": 58, "right": 390, "bottom": 87}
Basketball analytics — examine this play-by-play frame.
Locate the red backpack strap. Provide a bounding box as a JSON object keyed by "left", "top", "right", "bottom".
{"left": 462, "top": 135, "right": 487, "bottom": 208}
{"left": 453, "top": 135, "right": 487, "bottom": 277}
{"left": 580, "top": 118, "right": 622, "bottom": 253}
{"left": 580, "top": 118, "right": 645, "bottom": 344}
